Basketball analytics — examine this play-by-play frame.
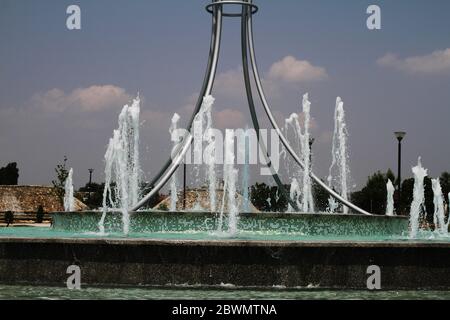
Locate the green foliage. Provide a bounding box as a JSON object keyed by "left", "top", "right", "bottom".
{"left": 36, "top": 205, "right": 45, "bottom": 224}
{"left": 251, "top": 180, "right": 336, "bottom": 213}
{"left": 350, "top": 169, "right": 450, "bottom": 223}
{"left": 52, "top": 156, "right": 69, "bottom": 200}
{"left": 440, "top": 172, "right": 450, "bottom": 199}
{"left": 158, "top": 203, "right": 169, "bottom": 211}
{"left": 312, "top": 180, "right": 332, "bottom": 212}
{"left": 351, "top": 170, "right": 396, "bottom": 215}
{"left": 250, "top": 183, "right": 288, "bottom": 212}
{"left": 0, "top": 162, "right": 19, "bottom": 185}
{"left": 78, "top": 182, "right": 105, "bottom": 209}
{"left": 401, "top": 176, "right": 434, "bottom": 223}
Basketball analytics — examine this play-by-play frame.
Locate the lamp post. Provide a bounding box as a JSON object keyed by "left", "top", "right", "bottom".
{"left": 88, "top": 169, "right": 94, "bottom": 201}
{"left": 394, "top": 132, "right": 406, "bottom": 213}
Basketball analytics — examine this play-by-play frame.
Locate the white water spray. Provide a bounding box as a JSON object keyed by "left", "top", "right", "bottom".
{"left": 218, "top": 129, "right": 239, "bottom": 236}
{"left": 432, "top": 178, "right": 448, "bottom": 235}
{"left": 328, "top": 97, "right": 351, "bottom": 214}
{"left": 288, "top": 178, "right": 301, "bottom": 213}
{"left": 410, "top": 157, "right": 428, "bottom": 238}
{"left": 239, "top": 129, "right": 251, "bottom": 213}
{"left": 203, "top": 95, "right": 217, "bottom": 212}
{"left": 99, "top": 96, "right": 141, "bottom": 235}
{"left": 386, "top": 179, "right": 395, "bottom": 216}
{"left": 64, "top": 168, "right": 75, "bottom": 212}
{"left": 169, "top": 113, "right": 181, "bottom": 211}
{"left": 284, "top": 93, "right": 314, "bottom": 213}
{"left": 190, "top": 95, "right": 216, "bottom": 210}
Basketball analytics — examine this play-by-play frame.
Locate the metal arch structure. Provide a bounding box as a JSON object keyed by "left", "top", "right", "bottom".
{"left": 132, "top": 0, "right": 372, "bottom": 216}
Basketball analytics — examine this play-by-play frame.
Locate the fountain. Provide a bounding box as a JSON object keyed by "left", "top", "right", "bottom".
{"left": 3, "top": 1, "right": 450, "bottom": 291}
{"left": 189, "top": 95, "right": 217, "bottom": 211}
{"left": 50, "top": 1, "right": 407, "bottom": 238}
{"left": 63, "top": 168, "right": 74, "bottom": 212}
{"left": 328, "top": 97, "right": 351, "bottom": 214}
{"left": 240, "top": 129, "right": 251, "bottom": 213}
{"left": 386, "top": 179, "right": 395, "bottom": 216}
{"left": 287, "top": 178, "right": 301, "bottom": 213}
{"left": 284, "top": 93, "right": 314, "bottom": 213}
{"left": 203, "top": 95, "right": 217, "bottom": 212}
{"left": 432, "top": 178, "right": 448, "bottom": 234}
{"left": 410, "top": 157, "right": 428, "bottom": 238}
{"left": 99, "top": 96, "right": 141, "bottom": 235}
{"left": 169, "top": 113, "right": 181, "bottom": 211}
{"left": 218, "top": 129, "right": 239, "bottom": 235}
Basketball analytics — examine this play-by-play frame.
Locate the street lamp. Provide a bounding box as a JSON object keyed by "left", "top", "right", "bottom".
{"left": 88, "top": 169, "right": 94, "bottom": 201}
{"left": 394, "top": 132, "right": 406, "bottom": 213}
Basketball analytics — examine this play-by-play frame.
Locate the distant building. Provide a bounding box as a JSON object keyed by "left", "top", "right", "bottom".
{"left": 0, "top": 185, "right": 87, "bottom": 213}
{"left": 154, "top": 187, "right": 260, "bottom": 213}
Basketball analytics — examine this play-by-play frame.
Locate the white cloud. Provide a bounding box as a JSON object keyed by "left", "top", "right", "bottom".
{"left": 268, "top": 56, "right": 328, "bottom": 83}
{"left": 32, "top": 85, "right": 133, "bottom": 113}
{"left": 214, "top": 68, "right": 246, "bottom": 98}
{"left": 377, "top": 48, "right": 450, "bottom": 74}
{"left": 214, "top": 108, "right": 246, "bottom": 129}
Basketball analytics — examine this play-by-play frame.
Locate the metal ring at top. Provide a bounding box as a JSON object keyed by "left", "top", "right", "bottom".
{"left": 206, "top": 1, "right": 258, "bottom": 17}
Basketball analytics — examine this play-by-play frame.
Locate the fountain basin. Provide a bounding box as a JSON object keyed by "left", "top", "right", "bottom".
{"left": 1, "top": 237, "right": 450, "bottom": 289}
{"left": 52, "top": 211, "right": 409, "bottom": 237}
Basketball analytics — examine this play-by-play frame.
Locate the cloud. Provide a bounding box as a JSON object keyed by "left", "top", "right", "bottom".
{"left": 32, "top": 85, "right": 133, "bottom": 113}
{"left": 268, "top": 56, "right": 328, "bottom": 83}
{"left": 377, "top": 49, "right": 450, "bottom": 74}
{"left": 214, "top": 68, "right": 246, "bottom": 99}
{"left": 214, "top": 108, "right": 246, "bottom": 129}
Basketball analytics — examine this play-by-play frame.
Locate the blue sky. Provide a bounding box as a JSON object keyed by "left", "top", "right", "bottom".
{"left": 0, "top": 0, "right": 450, "bottom": 190}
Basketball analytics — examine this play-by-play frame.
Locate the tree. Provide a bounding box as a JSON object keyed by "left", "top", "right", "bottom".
{"left": 440, "top": 172, "right": 450, "bottom": 200}
{"left": 312, "top": 180, "right": 332, "bottom": 212}
{"left": 250, "top": 183, "right": 289, "bottom": 212}
{"left": 0, "top": 162, "right": 19, "bottom": 185}
{"left": 351, "top": 169, "right": 396, "bottom": 215}
{"left": 52, "top": 156, "right": 69, "bottom": 201}
{"left": 78, "top": 182, "right": 105, "bottom": 209}
{"left": 401, "top": 176, "right": 434, "bottom": 224}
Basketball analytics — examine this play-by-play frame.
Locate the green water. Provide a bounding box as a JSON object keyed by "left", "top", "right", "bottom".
{"left": 0, "top": 285, "right": 449, "bottom": 300}
{"left": 52, "top": 211, "right": 410, "bottom": 238}
{"left": 1, "top": 226, "right": 450, "bottom": 243}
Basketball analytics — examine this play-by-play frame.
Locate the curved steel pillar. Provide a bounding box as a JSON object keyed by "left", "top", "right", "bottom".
{"left": 240, "top": 6, "right": 298, "bottom": 211}
{"left": 134, "top": 0, "right": 372, "bottom": 216}
{"left": 131, "top": 5, "right": 223, "bottom": 211}
{"left": 244, "top": 1, "right": 371, "bottom": 215}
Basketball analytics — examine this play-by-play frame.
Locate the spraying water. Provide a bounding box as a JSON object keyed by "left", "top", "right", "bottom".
{"left": 190, "top": 95, "right": 216, "bottom": 210}
{"left": 432, "top": 178, "right": 448, "bottom": 235}
{"left": 386, "top": 179, "right": 395, "bottom": 216}
{"left": 64, "top": 168, "right": 75, "bottom": 212}
{"left": 284, "top": 93, "right": 314, "bottom": 213}
{"left": 288, "top": 178, "right": 301, "bottom": 213}
{"left": 99, "top": 96, "right": 141, "bottom": 235}
{"left": 169, "top": 113, "right": 181, "bottom": 211}
{"left": 218, "top": 129, "right": 239, "bottom": 236}
{"left": 328, "top": 97, "right": 351, "bottom": 214}
{"left": 239, "top": 129, "right": 251, "bottom": 213}
{"left": 203, "top": 95, "right": 217, "bottom": 212}
{"left": 410, "top": 157, "right": 428, "bottom": 238}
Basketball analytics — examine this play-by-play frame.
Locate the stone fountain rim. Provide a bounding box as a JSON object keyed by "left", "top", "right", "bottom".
{"left": 0, "top": 237, "right": 448, "bottom": 248}
{"left": 51, "top": 210, "right": 409, "bottom": 220}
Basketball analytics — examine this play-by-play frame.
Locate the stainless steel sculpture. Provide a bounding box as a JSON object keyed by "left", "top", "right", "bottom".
{"left": 132, "top": 0, "right": 371, "bottom": 216}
